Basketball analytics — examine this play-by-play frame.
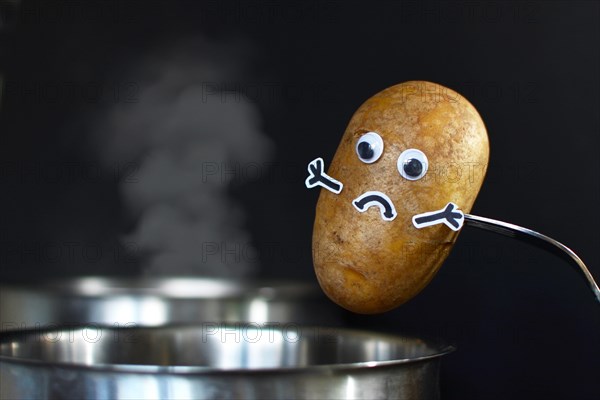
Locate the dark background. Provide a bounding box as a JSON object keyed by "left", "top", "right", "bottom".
{"left": 1, "top": 1, "right": 599, "bottom": 399}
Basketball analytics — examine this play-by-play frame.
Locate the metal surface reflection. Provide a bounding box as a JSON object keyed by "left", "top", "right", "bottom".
{"left": 0, "top": 325, "right": 453, "bottom": 400}
{"left": 0, "top": 277, "right": 339, "bottom": 329}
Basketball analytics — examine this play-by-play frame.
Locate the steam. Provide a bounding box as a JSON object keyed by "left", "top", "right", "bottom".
{"left": 92, "top": 37, "right": 272, "bottom": 277}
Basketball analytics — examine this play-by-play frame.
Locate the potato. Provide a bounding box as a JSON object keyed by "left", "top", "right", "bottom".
{"left": 309, "top": 81, "right": 489, "bottom": 313}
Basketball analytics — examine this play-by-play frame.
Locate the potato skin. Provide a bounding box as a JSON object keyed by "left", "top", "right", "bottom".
{"left": 312, "top": 81, "right": 489, "bottom": 314}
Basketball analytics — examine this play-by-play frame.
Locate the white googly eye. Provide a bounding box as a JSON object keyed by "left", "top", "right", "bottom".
{"left": 397, "top": 149, "right": 428, "bottom": 180}
{"left": 356, "top": 132, "right": 384, "bottom": 164}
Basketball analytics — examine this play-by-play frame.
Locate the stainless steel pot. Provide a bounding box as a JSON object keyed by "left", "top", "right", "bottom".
{"left": 0, "top": 324, "right": 454, "bottom": 400}
{"left": 0, "top": 277, "right": 340, "bottom": 330}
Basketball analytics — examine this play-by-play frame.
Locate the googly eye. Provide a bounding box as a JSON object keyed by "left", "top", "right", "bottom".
{"left": 356, "top": 132, "right": 384, "bottom": 164}
{"left": 397, "top": 149, "right": 428, "bottom": 180}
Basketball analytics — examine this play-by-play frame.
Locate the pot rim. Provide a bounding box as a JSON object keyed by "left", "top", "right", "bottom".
{"left": 0, "top": 325, "right": 456, "bottom": 376}
{"left": 0, "top": 276, "right": 323, "bottom": 300}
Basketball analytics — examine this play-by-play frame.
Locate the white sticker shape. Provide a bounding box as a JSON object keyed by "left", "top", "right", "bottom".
{"left": 305, "top": 157, "right": 343, "bottom": 194}
{"left": 412, "top": 202, "right": 464, "bottom": 231}
{"left": 352, "top": 191, "right": 397, "bottom": 221}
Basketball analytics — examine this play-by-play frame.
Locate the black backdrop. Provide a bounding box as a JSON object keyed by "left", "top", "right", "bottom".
{"left": 1, "top": 1, "right": 599, "bottom": 399}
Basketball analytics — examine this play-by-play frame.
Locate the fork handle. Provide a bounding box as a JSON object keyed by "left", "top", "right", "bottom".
{"left": 464, "top": 214, "right": 600, "bottom": 304}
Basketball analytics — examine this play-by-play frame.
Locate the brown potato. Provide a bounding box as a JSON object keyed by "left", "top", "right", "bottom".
{"left": 311, "top": 81, "right": 489, "bottom": 313}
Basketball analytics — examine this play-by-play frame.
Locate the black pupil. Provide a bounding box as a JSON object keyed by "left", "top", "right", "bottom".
{"left": 403, "top": 158, "right": 423, "bottom": 177}
{"left": 357, "top": 141, "right": 375, "bottom": 160}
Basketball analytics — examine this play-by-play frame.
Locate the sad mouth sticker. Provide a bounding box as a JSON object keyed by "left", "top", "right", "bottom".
{"left": 352, "top": 191, "right": 397, "bottom": 221}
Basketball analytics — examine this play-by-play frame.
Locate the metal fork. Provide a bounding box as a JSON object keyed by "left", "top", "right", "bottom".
{"left": 464, "top": 214, "right": 600, "bottom": 304}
